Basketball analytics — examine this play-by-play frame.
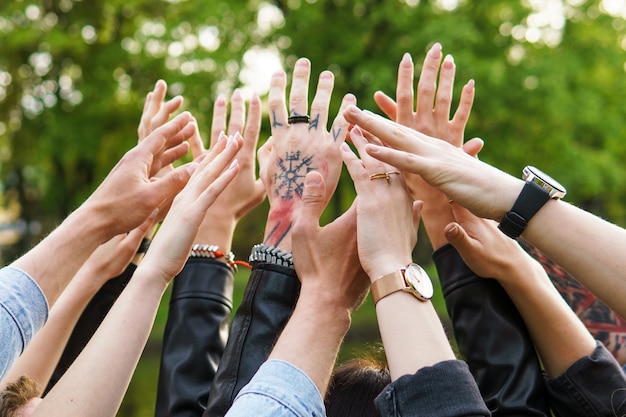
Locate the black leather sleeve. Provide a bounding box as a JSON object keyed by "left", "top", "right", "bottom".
{"left": 203, "top": 262, "right": 300, "bottom": 417}
{"left": 155, "top": 258, "right": 235, "bottom": 417}
{"left": 434, "top": 244, "right": 551, "bottom": 416}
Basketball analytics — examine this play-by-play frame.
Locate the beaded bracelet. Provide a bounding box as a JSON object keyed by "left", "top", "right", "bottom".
{"left": 189, "top": 244, "right": 251, "bottom": 271}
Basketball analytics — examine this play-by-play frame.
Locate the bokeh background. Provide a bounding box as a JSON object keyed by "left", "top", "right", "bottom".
{"left": 1, "top": 0, "right": 626, "bottom": 415}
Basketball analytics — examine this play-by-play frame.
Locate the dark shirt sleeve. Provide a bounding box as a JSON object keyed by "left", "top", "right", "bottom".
{"left": 375, "top": 360, "right": 491, "bottom": 417}
{"left": 547, "top": 341, "right": 626, "bottom": 417}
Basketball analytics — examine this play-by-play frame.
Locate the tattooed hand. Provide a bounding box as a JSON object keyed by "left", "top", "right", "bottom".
{"left": 258, "top": 58, "right": 355, "bottom": 252}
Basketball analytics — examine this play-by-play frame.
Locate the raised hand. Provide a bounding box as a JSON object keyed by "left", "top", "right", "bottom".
{"left": 373, "top": 44, "right": 476, "bottom": 249}
{"left": 192, "top": 90, "right": 266, "bottom": 254}
{"left": 259, "top": 58, "right": 355, "bottom": 251}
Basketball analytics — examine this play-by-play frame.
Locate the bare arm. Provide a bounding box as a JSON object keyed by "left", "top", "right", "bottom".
{"left": 30, "top": 132, "right": 242, "bottom": 417}
{"left": 444, "top": 204, "right": 597, "bottom": 378}
{"left": 343, "top": 105, "right": 626, "bottom": 320}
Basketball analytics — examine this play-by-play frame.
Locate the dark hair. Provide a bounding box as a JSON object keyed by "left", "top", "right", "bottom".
{"left": 325, "top": 356, "right": 391, "bottom": 417}
{"left": 0, "top": 375, "right": 40, "bottom": 417}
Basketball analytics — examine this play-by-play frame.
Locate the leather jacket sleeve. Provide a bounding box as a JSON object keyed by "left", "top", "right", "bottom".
{"left": 203, "top": 262, "right": 300, "bottom": 417}
{"left": 433, "top": 244, "right": 551, "bottom": 416}
{"left": 44, "top": 263, "right": 137, "bottom": 393}
{"left": 155, "top": 258, "right": 235, "bottom": 417}
{"left": 547, "top": 341, "right": 626, "bottom": 417}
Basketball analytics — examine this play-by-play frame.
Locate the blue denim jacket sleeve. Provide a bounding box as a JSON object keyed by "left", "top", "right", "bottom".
{"left": 0, "top": 266, "right": 49, "bottom": 379}
{"left": 547, "top": 341, "right": 626, "bottom": 417}
{"left": 225, "top": 359, "right": 325, "bottom": 417}
{"left": 375, "top": 360, "right": 491, "bottom": 417}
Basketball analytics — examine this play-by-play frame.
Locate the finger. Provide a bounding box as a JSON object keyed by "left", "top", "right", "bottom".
{"left": 295, "top": 171, "right": 327, "bottom": 229}
{"left": 350, "top": 126, "right": 386, "bottom": 168}
{"left": 309, "top": 71, "right": 334, "bottom": 135}
{"left": 463, "top": 137, "right": 483, "bottom": 158}
{"left": 396, "top": 52, "right": 415, "bottom": 125}
{"left": 152, "top": 95, "right": 184, "bottom": 133}
{"left": 329, "top": 93, "right": 357, "bottom": 144}
{"left": 444, "top": 222, "right": 473, "bottom": 251}
{"left": 415, "top": 43, "right": 442, "bottom": 126}
{"left": 142, "top": 111, "right": 192, "bottom": 156}
{"left": 241, "top": 92, "right": 262, "bottom": 164}
{"left": 148, "top": 162, "right": 195, "bottom": 208}
{"left": 340, "top": 142, "right": 367, "bottom": 185}
{"left": 450, "top": 79, "right": 475, "bottom": 139}
{"left": 432, "top": 54, "right": 455, "bottom": 133}
{"left": 364, "top": 142, "right": 426, "bottom": 176}
{"left": 412, "top": 200, "right": 423, "bottom": 235}
{"left": 227, "top": 89, "right": 245, "bottom": 136}
{"left": 268, "top": 70, "right": 288, "bottom": 135}
{"left": 257, "top": 136, "right": 273, "bottom": 172}
{"left": 373, "top": 90, "right": 397, "bottom": 121}
{"left": 189, "top": 117, "right": 206, "bottom": 160}
{"left": 288, "top": 58, "right": 311, "bottom": 123}
{"left": 198, "top": 160, "right": 240, "bottom": 207}
{"left": 343, "top": 106, "right": 418, "bottom": 152}
{"left": 138, "top": 92, "right": 153, "bottom": 141}
{"left": 156, "top": 142, "right": 190, "bottom": 174}
{"left": 210, "top": 94, "right": 228, "bottom": 146}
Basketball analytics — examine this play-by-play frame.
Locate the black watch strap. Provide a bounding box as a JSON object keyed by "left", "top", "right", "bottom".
{"left": 498, "top": 181, "right": 550, "bottom": 239}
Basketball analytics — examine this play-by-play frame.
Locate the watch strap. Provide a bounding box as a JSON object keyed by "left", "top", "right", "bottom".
{"left": 371, "top": 270, "right": 406, "bottom": 305}
{"left": 498, "top": 181, "right": 550, "bottom": 239}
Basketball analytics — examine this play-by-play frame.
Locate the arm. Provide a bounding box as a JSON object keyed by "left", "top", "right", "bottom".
{"left": 205, "top": 58, "right": 355, "bottom": 417}
{"left": 343, "top": 105, "right": 626, "bottom": 320}
{"left": 1, "top": 221, "right": 153, "bottom": 393}
{"left": 29, "top": 131, "right": 242, "bottom": 417}
{"left": 341, "top": 127, "right": 489, "bottom": 417}
{"left": 226, "top": 170, "right": 369, "bottom": 416}
{"left": 10, "top": 111, "right": 196, "bottom": 307}
{"left": 156, "top": 89, "right": 266, "bottom": 416}
{"left": 444, "top": 204, "right": 597, "bottom": 378}
{"left": 378, "top": 45, "right": 549, "bottom": 415}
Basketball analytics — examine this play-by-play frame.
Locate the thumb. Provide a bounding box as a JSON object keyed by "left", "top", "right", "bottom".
{"left": 444, "top": 222, "right": 472, "bottom": 252}
{"left": 299, "top": 171, "right": 326, "bottom": 222}
{"left": 151, "top": 162, "right": 195, "bottom": 205}
{"left": 462, "top": 137, "right": 484, "bottom": 159}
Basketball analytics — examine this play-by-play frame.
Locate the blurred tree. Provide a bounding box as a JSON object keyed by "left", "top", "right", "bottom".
{"left": 0, "top": 0, "right": 625, "bottom": 256}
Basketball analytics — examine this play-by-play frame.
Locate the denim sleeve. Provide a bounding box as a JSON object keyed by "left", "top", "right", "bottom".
{"left": 375, "top": 360, "right": 491, "bottom": 417}
{"left": 225, "top": 360, "right": 325, "bottom": 417}
{"left": 547, "top": 341, "right": 626, "bottom": 417}
{"left": 0, "top": 266, "right": 49, "bottom": 379}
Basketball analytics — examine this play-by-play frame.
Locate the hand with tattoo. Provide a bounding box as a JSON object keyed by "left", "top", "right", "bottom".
{"left": 258, "top": 58, "right": 355, "bottom": 252}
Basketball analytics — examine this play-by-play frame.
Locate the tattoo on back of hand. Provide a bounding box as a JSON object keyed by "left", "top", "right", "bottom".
{"left": 273, "top": 151, "right": 314, "bottom": 199}
{"left": 309, "top": 114, "right": 320, "bottom": 131}
{"left": 332, "top": 126, "right": 342, "bottom": 142}
{"left": 272, "top": 110, "right": 284, "bottom": 128}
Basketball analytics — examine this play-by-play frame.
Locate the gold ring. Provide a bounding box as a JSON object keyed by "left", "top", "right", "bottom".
{"left": 368, "top": 171, "right": 400, "bottom": 181}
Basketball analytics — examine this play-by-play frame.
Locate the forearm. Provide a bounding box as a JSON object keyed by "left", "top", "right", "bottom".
{"left": 11, "top": 207, "right": 108, "bottom": 307}
{"left": 522, "top": 199, "right": 626, "bottom": 319}
{"left": 268, "top": 292, "right": 350, "bottom": 397}
{"left": 500, "top": 258, "right": 596, "bottom": 378}
{"left": 0, "top": 273, "right": 100, "bottom": 392}
{"left": 376, "top": 292, "right": 455, "bottom": 380}
{"left": 32, "top": 269, "right": 167, "bottom": 417}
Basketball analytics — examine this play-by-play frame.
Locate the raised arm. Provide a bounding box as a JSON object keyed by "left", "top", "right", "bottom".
{"left": 30, "top": 131, "right": 242, "bottom": 417}
{"left": 343, "top": 105, "right": 626, "bottom": 320}
{"left": 341, "top": 127, "right": 489, "bottom": 417}
{"left": 156, "top": 89, "right": 265, "bottom": 417}
{"left": 0, "top": 221, "right": 153, "bottom": 393}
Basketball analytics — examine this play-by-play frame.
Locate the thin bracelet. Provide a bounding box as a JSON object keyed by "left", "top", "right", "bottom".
{"left": 189, "top": 244, "right": 251, "bottom": 271}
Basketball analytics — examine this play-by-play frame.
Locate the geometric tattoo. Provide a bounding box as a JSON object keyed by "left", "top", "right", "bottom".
{"left": 272, "top": 151, "right": 314, "bottom": 199}
{"left": 272, "top": 110, "right": 283, "bottom": 128}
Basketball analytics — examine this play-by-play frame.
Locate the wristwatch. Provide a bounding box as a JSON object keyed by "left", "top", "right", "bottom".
{"left": 498, "top": 165, "right": 566, "bottom": 239}
{"left": 371, "top": 263, "right": 434, "bottom": 305}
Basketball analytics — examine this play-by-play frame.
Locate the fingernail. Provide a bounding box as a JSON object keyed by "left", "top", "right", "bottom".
{"left": 340, "top": 143, "right": 351, "bottom": 152}
{"left": 305, "top": 171, "right": 322, "bottom": 186}
{"left": 186, "top": 162, "right": 198, "bottom": 175}
{"left": 444, "top": 54, "right": 454, "bottom": 64}
{"left": 149, "top": 208, "right": 159, "bottom": 219}
{"left": 429, "top": 42, "right": 442, "bottom": 56}
{"left": 229, "top": 159, "right": 238, "bottom": 169}
{"left": 402, "top": 52, "right": 412, "bottom": 64}
{"left": 467, "top": 79, "right": 475, "bottom": 89}
{"left": 352, "top": 126, "right": 364, "bottom": 138}
{"left": 217, "top": 131, "right": 226, "bottom": 142}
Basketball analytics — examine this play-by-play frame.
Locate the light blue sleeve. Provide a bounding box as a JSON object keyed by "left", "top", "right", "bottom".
{"left": 226, "top": 359, "right": 326, "bottom": 417}
{"left": 0, "top": 266, "right": 49, "bottom": 379}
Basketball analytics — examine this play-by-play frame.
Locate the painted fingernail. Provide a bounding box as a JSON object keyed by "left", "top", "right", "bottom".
{"left": 229, "top": 159, "right": 239, "bottom": 169}
{"left": 429, "top": 42, "right": 442, "bottom": 56}
{"left": 467, "top": 79, "right": 475, "bottom": 88}
{"left": 217, "top": 131, "right": 226, "bottom": 142}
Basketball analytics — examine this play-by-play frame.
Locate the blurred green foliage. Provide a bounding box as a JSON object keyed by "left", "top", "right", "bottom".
{"left": 1, "top": 0, "right": 625, "bottom": 415}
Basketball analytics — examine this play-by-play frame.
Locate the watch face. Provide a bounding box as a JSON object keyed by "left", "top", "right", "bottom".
{"left": 523, "top": 166, "right": 567, "bottom": 196}
{"left": 404, "top": 263, "right": 434, "bottom": 300}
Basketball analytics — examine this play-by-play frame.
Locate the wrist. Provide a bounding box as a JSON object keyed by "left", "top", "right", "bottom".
{"left": 295, "top": 290, "right": 352, "bottom": 333}
{"left": 365, "top": 256, "right": 413, "bottom": 283}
